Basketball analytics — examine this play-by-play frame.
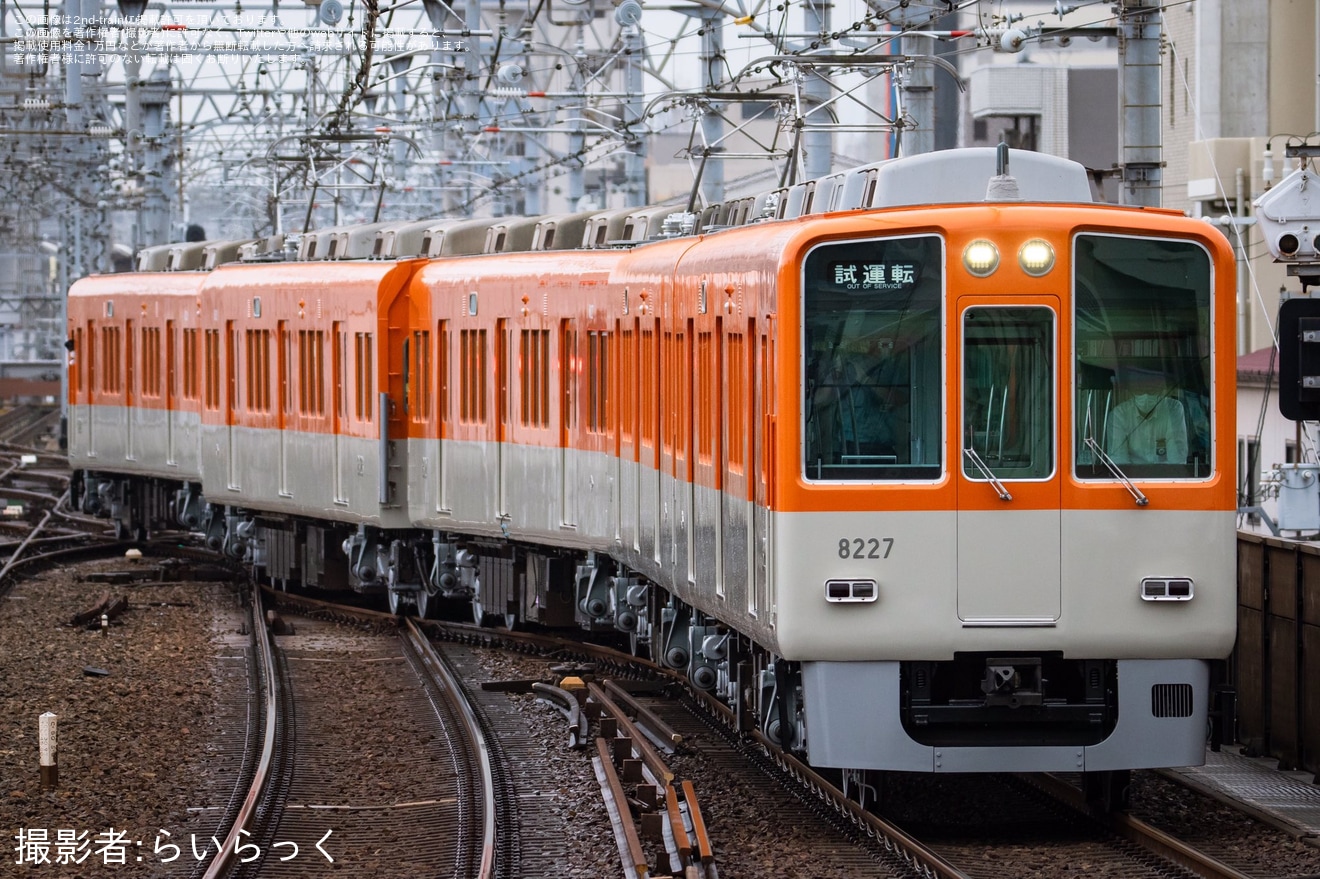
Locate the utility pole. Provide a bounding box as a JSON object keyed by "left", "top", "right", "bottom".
{"left": 898, "top": 23, "right": 935, "bottom": 156}
{"left": 696, "top": 6, "right": 728, "bottom": 203}
{"left": 801, "top": 0, "right": 832, "bottom": 179}
{"left": 618, "top": 0, "right": 646, "bottom": 207}
{"left": 1117, "top": 0, "right": 1162, "bottom": 207}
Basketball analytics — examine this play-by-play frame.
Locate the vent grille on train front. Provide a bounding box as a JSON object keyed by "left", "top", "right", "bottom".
{"left": 1151, "top": 683, "right": 1194, "bottom": 718}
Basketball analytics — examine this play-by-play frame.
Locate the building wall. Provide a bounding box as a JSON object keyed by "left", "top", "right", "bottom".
{"left": 1161, "top": 0, "right": 1198, "bottom": 212}
{"left": 1268, "top": 0, "right": 1319, "bottom": 138}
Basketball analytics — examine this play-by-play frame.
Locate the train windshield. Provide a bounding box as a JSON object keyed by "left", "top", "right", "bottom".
{"left": 802, "top": 235, "right": 943, "bottom": 481}
{"left": 1074, "top": 235, "right": 1212, "bottom": 480}
{"left": 962, "top": 307, "right": 1055, "bottom": 481}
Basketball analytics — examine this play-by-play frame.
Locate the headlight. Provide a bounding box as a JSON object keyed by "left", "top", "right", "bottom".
{"left": 1018, "top": 239, "right": 1056, "bottom": 276}
{"left": 963, "top": 240, "right": 999, "bottom": 277}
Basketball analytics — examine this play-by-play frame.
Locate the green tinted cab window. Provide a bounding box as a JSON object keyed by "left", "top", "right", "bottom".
{"left": 1074, "top": 235, "right": 1212, "bottom": 480}
{"left": 803, "top": 236, "right": 943, "bottom": 481}
{"left": 962, "top": 306, "right": 1055, "bottom": 482}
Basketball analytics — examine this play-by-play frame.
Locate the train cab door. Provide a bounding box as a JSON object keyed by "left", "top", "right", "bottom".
{"left": 955, "top": 298, "right": 1061, "bottom": 625}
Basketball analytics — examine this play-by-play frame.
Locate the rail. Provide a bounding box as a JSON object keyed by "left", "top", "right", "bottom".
{"left": 401, "top": 617, "right": 498, "bottom": 879}
{"left": 1032, "top": 774, "right": 1256, "bottom": 879}
{"left": 201, "top": 586, "right": 279, "bottom": 879}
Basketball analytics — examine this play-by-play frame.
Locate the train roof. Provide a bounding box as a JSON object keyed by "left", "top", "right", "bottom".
{"left": 859, "top": 147, "right": 1094, "bottom": 207}
{"left": 120, "top": 147, "right": 1099, "bottom": 273}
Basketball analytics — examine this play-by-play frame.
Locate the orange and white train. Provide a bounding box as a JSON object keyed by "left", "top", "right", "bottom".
{"left": 66, "top": 147, "right": 1238, "bottom": 792}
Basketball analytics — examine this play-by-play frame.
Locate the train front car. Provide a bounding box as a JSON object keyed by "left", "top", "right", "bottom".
{"left": 772, "top": 151, "right": 1237, "bottom": 786}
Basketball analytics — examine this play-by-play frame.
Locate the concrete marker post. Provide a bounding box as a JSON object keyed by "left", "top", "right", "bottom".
{"left": 39, "top": 712, "right": 58, "bottom": 789}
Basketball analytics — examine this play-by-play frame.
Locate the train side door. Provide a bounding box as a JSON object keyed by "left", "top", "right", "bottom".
{"left": 125, "top": 319, "right": 136, "bottom": 461}
{"left": 641, "top": 318, "right": 661, "bottom": 564}
{"left": 955, "top": 299, "right": 1061, "bottom": 624}
{"left": 677, "top": 319, "right": 694, "bottom": 582}
{"left": 277, "top": 321, "right": 290, "bottom": 495}
{"left": 225, "top": 321, "right": 238, "bottom": 488}
{"left": 560, "top": 319, "right": 577, "bottom": 527}
{"left": 84, "top": 321, "right": 96, "bottom": 457}
{"left": 165, "top": 320, "right": 176, "bottom": 465}
{"left": 752, "top": 327, "right": 774, "bottom": 616}
{"left": 620, "top": 319, "right": 639, "bottom": 551}
{"left": 333, "top": 323, "right": 347, "bottom": 503}
{"left": 693, "top": 315, "right": 725, "bottom": 596}
{"left": 495, "top": 318, "right": 509, "bottom": 518}
{"left": 724, "top": 319, "right": 754, "bottom": 606}
{"left": 436, "top": 320, "right": 449, "bottom": 513}
{"left": 386, "top": 292, "right": 413, "bottom": 510}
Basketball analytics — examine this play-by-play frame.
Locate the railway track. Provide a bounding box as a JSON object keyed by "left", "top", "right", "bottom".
{"left": 199, "top": 601, "right": 503, "bottom": 879}
{"left": 0, "top": 403, "right": 61, "bottom": 448}
{"left": 265, "top": 590, "right": 968, "bottom": 878}
{"left": 286, "top": 589, "right": 1313, "bottom": 879}
{"left": 2, "top": 522, "right": 1298, "bottom": 876}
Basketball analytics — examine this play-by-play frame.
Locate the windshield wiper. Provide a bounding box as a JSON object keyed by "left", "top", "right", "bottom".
{"left": 963, "top": 448, "right": 1012, "bottom": 501}
{"left": 1085, "top": 437, "right": 1149, "bottom": 506}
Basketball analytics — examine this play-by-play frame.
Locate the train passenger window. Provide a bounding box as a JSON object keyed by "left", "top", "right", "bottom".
{"left": 142, "top": 328, "right": 161, "bottom": 398}
{"left": 298, "top": 330, "right": 326, "bottom": 416}
{"left": 460, "top": 329, "right": 487, "bottom": 423}
{"left": 802, "top": 235, "right": 943, "bottom": 481}
{"left": 519, "top": 329, "right": 550, "bottom": 427}
{"left": 354, "top": 332, "right": 373, "bottom": 421}
{"left": 1074, "top": 236, "right": 1212, "bottom": 480}
{"left": 962, "top": 307, "right": 1054, "bottom": 481}
{"left": 181, "top": 329, "right": 199, "bottom": 401}
{"left": 412, "top": 331, "right": 431, "bottom": 421}
{"left": 102, "top": 327, "right": 122, "bottom": 394}
{"left": 204, "top": 330, "right": 221, "bottom": 409}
